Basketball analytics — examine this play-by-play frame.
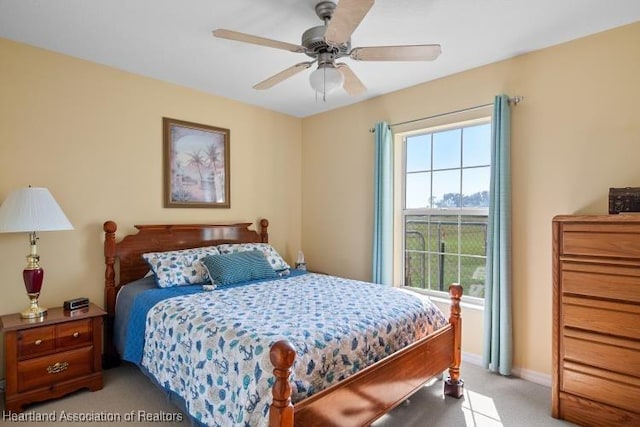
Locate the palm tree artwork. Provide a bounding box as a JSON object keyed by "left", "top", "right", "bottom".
{"left": 167, "top": 120, "right": 228, "bottom": 205}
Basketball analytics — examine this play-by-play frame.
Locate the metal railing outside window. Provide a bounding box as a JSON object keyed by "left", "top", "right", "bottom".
{"left": 404, "top": 217, "right": 487, "bottom": 298}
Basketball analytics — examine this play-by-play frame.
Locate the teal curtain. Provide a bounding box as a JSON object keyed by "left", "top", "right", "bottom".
{"left": 372, "top": 122, "right": 393, "bottom": 285}
{"left": 483, "top": 95, "right": 512, "bottom": 375}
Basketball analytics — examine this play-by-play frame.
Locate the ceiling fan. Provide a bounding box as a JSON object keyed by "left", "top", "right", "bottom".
{"left": 212, "top": 0, "right": 441, "bottom": 99}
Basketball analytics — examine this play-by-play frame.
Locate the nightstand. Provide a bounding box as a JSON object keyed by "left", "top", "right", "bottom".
{"left": 0, "top": 303, "right": 105, "bottom": 412}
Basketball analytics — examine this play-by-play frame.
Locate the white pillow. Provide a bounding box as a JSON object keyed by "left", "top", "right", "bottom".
{"left": 142, "top": 246, "right": 221, "bottom": 288}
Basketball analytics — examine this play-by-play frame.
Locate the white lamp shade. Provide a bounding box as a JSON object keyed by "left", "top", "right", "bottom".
{"left": 309, "top": 65, "right": 344, "bottom": 94}
{"left": 0, "top": 187, "right": 73, "bottom": 233}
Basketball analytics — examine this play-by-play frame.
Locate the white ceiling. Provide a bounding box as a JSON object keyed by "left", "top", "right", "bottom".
{"left": 1, "top": 0, "right": 639, "bottom": 118}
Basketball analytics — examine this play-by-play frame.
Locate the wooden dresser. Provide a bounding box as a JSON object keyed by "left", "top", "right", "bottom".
{"left": 1, "top": 303, "right": 105, "bottom": 412}
{"left": 552, "top": 215, "right": 640, "bottom": 426}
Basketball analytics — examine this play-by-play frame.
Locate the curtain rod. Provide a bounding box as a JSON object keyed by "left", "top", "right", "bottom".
{"left": 369, "top": 95, "right": 524, "bottom": 133}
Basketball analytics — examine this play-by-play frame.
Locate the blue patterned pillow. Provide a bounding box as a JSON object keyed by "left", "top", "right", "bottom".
{"left": 142, "top": 246, "right": 220, "bottom": 288}
{"left": 200, "top": 250, "right": 278, "bottom": 287}
{"left": 216, "top": 243, "right": 290, "bottom": 274}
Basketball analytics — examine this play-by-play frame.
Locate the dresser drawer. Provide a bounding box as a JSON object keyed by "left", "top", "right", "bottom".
{"left": 17, "top": 326, "right": 56, "bottom": 357}
{"left": 558, "top": 392, "right": 640, "bottom": 426}
{"left": 562, "top": 363, "right": 640, "bottom": 413}
{"left": 561, "top": 261, "right": 640, "bottom": 304}
{"left": 563, "top": 330, "right": 640, "bottom": 377}
{"left": 17, "top": 347, "right": 94, "bottom": 393}
{"left": 563, "top": 297, "right": 640, "bottom": 340}
{"left": 57, "top": 319, "right": 92, "bottom": 349}
{"left": 561, "top": 225, "right": 640, "bottom": 259}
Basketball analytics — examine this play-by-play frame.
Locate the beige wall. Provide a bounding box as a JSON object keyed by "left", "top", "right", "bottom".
{"left": 301, "top": 22, "right": 640, "bottom": 376}
{"left": 0, "top": 38, "right": 302, "bottom": 379}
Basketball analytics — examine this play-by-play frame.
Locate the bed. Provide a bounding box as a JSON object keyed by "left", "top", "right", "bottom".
{"left": 103, "top": 219, "right": 463, "bottom": 426}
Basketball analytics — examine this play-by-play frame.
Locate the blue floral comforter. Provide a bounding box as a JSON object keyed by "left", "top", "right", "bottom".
{"left": 139, "top": 273, "right": 447, "bottom": 426}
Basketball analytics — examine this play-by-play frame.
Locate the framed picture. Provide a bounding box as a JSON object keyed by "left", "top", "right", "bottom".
{"left": 163, "top": 117, "right": 230, "bottom": 208}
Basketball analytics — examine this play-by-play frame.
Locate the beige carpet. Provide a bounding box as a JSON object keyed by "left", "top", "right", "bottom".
{"left": 1, "top": 361, "right": 575, "bottom": 426}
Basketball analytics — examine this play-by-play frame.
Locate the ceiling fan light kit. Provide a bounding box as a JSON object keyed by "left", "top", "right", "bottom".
{"left": 310, "top": 64, "right": 344, "bottom": 99}
{"left": 213, "top": 0, "right": 441, "bottom": 100}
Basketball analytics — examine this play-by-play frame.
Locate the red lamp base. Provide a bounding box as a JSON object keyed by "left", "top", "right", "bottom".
{"left": 22, "top": 267, "right": 47, "bottom": 319}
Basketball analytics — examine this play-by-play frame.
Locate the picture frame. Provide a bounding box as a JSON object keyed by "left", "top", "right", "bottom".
{"left": 163, "top": 117, "right": 230, "bottom": 208}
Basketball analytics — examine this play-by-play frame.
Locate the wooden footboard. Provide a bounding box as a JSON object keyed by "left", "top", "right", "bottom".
{"left": 270, "top": 284, "right": 464, "bottom": 427}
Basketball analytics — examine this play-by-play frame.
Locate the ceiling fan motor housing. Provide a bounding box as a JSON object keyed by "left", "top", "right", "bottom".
{"left": 302, "top": 25, "right": 350, "bottom": 58}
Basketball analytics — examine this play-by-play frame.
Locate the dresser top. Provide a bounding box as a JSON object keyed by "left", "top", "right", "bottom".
{"left": 0, "top": 303, "right": 106, "bottom": 332}
{"left": 553, "top": 214, "right": 640, "bottom": 223}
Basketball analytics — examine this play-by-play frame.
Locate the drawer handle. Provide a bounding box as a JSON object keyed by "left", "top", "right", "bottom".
{"left": 73, "top": 332, "right": 80, "bottom": 338}
{"left": 47, "top": 362, "right": 69, "bottom": 374}
{"left": 34, "top": 339, "right": 42, "bottom": 346}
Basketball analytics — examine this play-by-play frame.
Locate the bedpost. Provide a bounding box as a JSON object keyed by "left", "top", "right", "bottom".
{"left": 260, "top": 218, "right": 269, "bottom": 243}
{"left": 269, "top": 340, "right": 296, "bottom": 427}
{"left": 444, "top": 283, "right": 464, "bottom": 398}
{"left": 103, "top": 220, "right": 119, "bottom": 368}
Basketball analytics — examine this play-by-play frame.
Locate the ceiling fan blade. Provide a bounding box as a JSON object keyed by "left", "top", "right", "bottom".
{"left": 253, "top": 62, "right": 315, "bottom": 90}
{"left": 336, "top": 63, "right": 366, "bottom": 95}
{"left": 213, "top": 29, "right": 306, "bottom": 53}
{"left": 324, "top": 0, "right": 374, "bottom": 47}
{"left": 351, "top": 44, "right": 442, "bottom": 61}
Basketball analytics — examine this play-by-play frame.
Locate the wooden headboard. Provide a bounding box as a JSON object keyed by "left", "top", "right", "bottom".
{"left": 102, "top": 219, "right": 269, "bottom": 365}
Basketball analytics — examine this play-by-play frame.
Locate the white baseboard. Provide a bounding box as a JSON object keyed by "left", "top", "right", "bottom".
{"left": 462, "top": 351, "right": 483, "bottom": 366}
{"left": 462, "top": 352, "right": 551, "bottom": 388}
{"left": 511, "top": 366, "right": 551, "bottom": 388}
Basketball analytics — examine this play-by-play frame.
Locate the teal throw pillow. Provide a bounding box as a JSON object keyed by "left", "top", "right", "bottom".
{"left": 201, "top": 250, "right": 278, "bottom": 287}
{"left": 216, "top": 243, "right": 290, "bottom": 273}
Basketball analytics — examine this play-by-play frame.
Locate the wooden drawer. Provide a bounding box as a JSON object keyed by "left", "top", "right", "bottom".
{"left": 563, "top": 330, "right": 640, "bottom": 377}
{"left": 558, "top": 392, "right": 640, "bottom": 426}
{"left": 563, "top": 297, "right": 640, "bottom": 340}
{"left": 562, "top": 362, "right": 640, "bottom": 413}
{"left": 561, "top": 261, "right": 640, "bottom": 304}
{"left": 18, "top": 326, "right": 56, "bottom": 357}
{"left": 561, "top": 224, "right": 640, "bottom": 259}
{"left": 57, "top": 319, "right": 92, "bottom": 349}
{"left": 17, "top": 346, "right": 94, "bottom": 393}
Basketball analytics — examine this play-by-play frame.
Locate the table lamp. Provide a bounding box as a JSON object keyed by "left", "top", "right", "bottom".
{"left": 0, "top": 187, "right": 73, "bottom": 319}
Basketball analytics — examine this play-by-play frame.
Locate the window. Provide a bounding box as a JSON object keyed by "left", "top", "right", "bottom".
{"left": 403, "top": 119, "right": 491, "bottom": 302}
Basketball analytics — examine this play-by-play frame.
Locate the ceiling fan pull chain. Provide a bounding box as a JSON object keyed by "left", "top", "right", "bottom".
{"left": 323, "top": 67, "right": 327, "bottom": 102}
